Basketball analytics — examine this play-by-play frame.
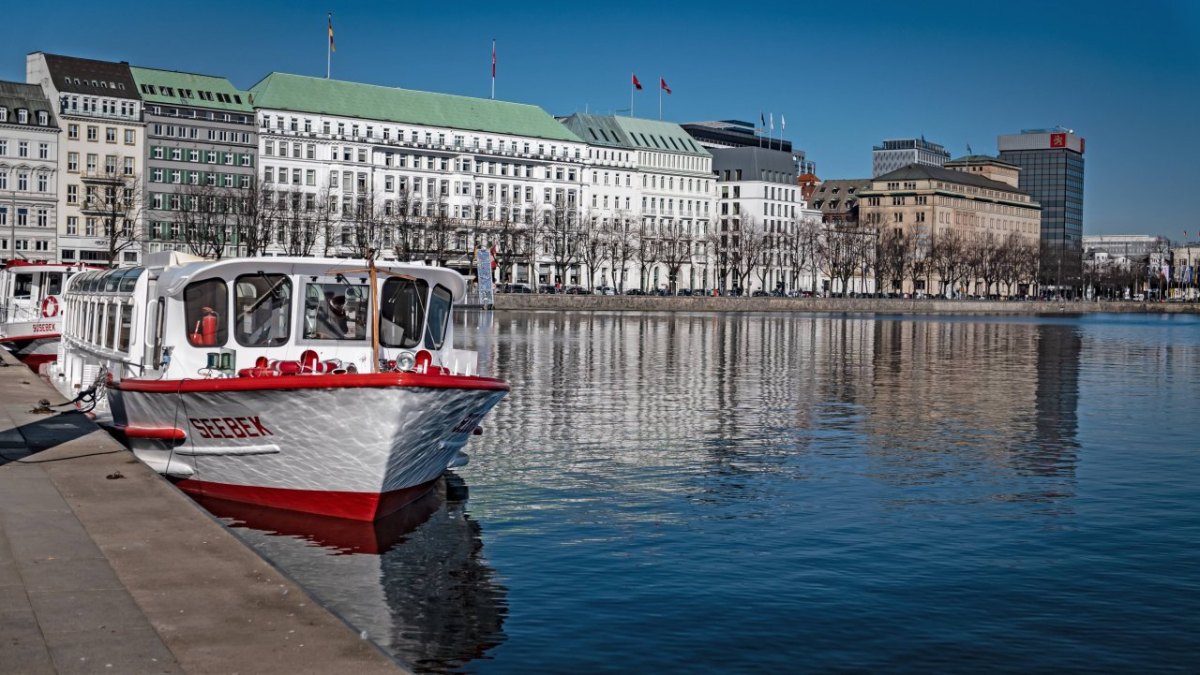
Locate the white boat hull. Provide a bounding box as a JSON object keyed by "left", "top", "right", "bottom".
{"left": 109, "top": 374, "right": 507, "bottom": 520}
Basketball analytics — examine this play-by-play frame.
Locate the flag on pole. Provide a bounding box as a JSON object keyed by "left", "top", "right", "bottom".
{"left": 660, "top": 78, "right": 671, "bottom": 94}
{"left": 632, "top": 74, "right": 643, "bottom": 90}
{"left": 328, "top": 13, "right": 335, "bottom": 52}
{"left": 781, "top": 114, "right": 786, "bottom": 131}
{"left": 491, "top": 40, "right": 496, "bottom": 78}
{"left": 769, "top": 112, "right": 774, "bottom": 132}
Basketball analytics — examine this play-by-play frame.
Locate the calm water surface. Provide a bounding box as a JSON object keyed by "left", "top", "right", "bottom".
{"left": 215, "top": 311, "right": 1200, "bottom": 673}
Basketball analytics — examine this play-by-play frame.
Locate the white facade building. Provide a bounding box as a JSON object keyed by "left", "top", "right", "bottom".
{"left": 250, "top": 73, "right": 586, "bottom": 284}
{"left": 0, "top": 81, "right": 60, "bottom": 260}
{"left": 561, "top": 114, "right": 713, "bottom": 292}
{"left": 27, "top": 53, "right": 145, "bottom": 266}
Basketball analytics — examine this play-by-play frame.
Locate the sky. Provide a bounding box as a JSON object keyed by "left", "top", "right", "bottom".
{"left": 2, "top": 0, "right": 1198, "bottom": 238}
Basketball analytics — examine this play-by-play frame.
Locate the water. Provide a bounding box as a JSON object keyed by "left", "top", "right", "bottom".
{"left": 215, "top": 311, "right": 1200, "bottom": 673}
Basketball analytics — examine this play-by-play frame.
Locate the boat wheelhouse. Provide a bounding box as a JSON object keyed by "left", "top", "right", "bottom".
{"left": 0, "top": 260, "right": 92, "bottom": 368}
{"left": 50, "top": 253, "right": 509, "bottom": 521}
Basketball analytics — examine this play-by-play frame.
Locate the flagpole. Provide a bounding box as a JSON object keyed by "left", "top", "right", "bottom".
{"left": 630, "top": 79, "right": 634, "bottom": 118}
{"left": 326, "top": 12, "right": 332, "bottom": 79}
{"left": 658, "top": 75, "right": 662, "bottom": 120}
{"left": 491, "top": 39, "right": 496, "bottom": 100}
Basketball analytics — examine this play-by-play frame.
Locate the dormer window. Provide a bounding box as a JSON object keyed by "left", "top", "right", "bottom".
{"left": 0, "top": 108, "right": 7, "bottom": 122}
{"left": 17, "top": 109, "right": 28, "bottom": 124}
{"left": 37, "top": 111, "right": 48, "bottom": 125}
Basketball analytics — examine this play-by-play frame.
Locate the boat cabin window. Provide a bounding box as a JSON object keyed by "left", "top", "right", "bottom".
{"left": 380, "top": 277, "right": 428, "bottom": 349}
{"left": 424, "top": 285, "right": 453, "bottom": 350}
{"left": 45, "top": 273, "right": 63, "bottom": 296}
{"left": 303, "top": 281, "right": 369, "bottom": 340}
{"left": 235, "top": 274, "right": 292, "bottom": 347}
{"left": 13, "top": 274, "right": 32, "bottom": 299}
{"left": 184, "top": 279, "right": 228, "bottom": 347}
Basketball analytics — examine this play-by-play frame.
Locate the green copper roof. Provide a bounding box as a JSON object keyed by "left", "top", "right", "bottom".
{"left": 559, "top": 113, "right": 709, "bottom": 156}
{"left": 611, "top": 117, "right": 709, "bottom": 157}
{"left": 249, "top": 72, "right": 582, "bottom": 143}
{"left": 129, "top": 66, "right": 252, "bottom": 113}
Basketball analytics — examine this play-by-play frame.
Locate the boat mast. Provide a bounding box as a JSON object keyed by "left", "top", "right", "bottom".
{"left": 368, "top": 251, "right": 380, "bottom": 373}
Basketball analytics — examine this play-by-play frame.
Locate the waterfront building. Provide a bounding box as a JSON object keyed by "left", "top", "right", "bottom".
{"left": 681, "top": 119, "right": 814, "bottom": 181}
{"left": 709, "top": 146, "right": 819, "bottom": 294}
{"left": 857, "top": 160, "right": 1041, "bottom": 296}
{"left": 26, "top": 53, "right": 144, "bottom": 266}
{"left": 872, "top": 137, "right": 949, "bottom": 178}
{"left": 1171, "top": 242, "right": 1200, "bottom": 299}
{"left": 804, "top": 178, "right": 873, "bottom": 296}
{"left": 0, "top": 81, "right": 59, "bottom": 261}
{"left": 997, "top": 127, "right": 1085, "bottom": 294}
{"left": 1081, "top": 234, "right": 1169, "bottom": 262}
{"left": 130, "top": 67, "right": 257, "bottom": 259}
{"left": 249, "top": 73, "right": 586, "bottom": 285}
{"left": 560, "top": 114, "right": 713, "bottom": 292}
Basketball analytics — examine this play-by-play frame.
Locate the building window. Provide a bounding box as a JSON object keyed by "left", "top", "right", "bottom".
{"left": 106, "top": 128, "right": 116, "bottom": 143}
{"left": 66, "top": 216, "right": 77, "bottom": 235}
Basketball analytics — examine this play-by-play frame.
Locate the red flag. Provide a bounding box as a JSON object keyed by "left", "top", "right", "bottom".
{"left": 632, "top": 73, "right": 642, "bottom": 90}
{"left": 660, "top": 78, "right": 671, "bottom": 95}
{"left": 491, "top": 40, "right": 496, "bottom": 78}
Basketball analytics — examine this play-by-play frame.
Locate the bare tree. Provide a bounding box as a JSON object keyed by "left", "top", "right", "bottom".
{"left": 231, "top": 178, "right": 282, "bottom": 257}
{"left": 576, "top": 212, "right": 609, "bottom": 292}
{"left": 177, "top": 182, "right": 233, "bottom": 259}
{"left": 605, "top": 211, "right": 637, "bottom": 292}
{"left": 875, "top": 226, "right": 910, "bottom": 297}
{"left": 544, "top": 200, "right": 581, "bottom": 288}
{"left": 657, "top": 217, "right": 693, "bottom": 294}
{"left": 730, "top": 216, "right": 770, "bottom": 293}
{"left": 928, "top": 229, "right": 966, "bottom": 298}
{"left": 816, "top": 215, "right": 872, "bottom": 297}
{"left": 781, "top": 215, "right": 819, "bottom": 294}
{"left": 83, "top": 173, "right": 142, "bottom": 266}
{"left": 424, "top": 196, "right": 454, "bottom": 267}
{"left": 341, "top": 187, "right": 394, "bottom": 260}
{"left": 277, "top": 186, "right": 328, "bottom": 257}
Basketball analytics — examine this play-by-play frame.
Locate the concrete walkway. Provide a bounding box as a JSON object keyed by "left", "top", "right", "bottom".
{"left": 0, "top": 352, "right": 403, "bottom": 674}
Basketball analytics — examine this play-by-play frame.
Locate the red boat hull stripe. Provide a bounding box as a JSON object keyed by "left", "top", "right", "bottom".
{"left": 174, "top": 479, "right": 439, "bottom": 521}
{"left": 112, "top": 371, "right": 509, "bottom": 394}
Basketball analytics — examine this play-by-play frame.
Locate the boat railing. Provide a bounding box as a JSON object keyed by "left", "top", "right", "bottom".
{"left": 0, "top": 303, "right": 42, "bottom": 324}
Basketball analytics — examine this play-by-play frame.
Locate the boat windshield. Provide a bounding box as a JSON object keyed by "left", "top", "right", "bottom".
{"left": 380, "top": 277, "right": 428, "bottom": 349}
{"left": 235, "top": 274, "right": 292, "bottom": 347}
{"left": 302, "top": 281, "right": 369, "bottom": 341}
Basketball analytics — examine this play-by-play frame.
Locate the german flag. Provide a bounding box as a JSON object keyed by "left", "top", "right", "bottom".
{"left": 328, "top": 13, "right": 335, "bottom": 53}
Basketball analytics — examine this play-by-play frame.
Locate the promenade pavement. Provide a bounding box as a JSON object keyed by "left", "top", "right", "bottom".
{"left": 0, "top": 350, "right": 403, "bottom": 674}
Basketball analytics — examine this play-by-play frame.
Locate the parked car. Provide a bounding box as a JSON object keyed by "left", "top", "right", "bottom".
{"left": 594, "top": 286, "right": 616, "bottom": 296}
{"left": 500, "top": 283, "right": 532, "bottom": 294}
{"left": 625, "top": 289, "right": 646, "bottom": 295}
{"left": 538, "top": 284, "right": 558, "bottom": 294}
{"left": 677, "top": 289, "right": 692, "bottom": 297}
{"left": 752, "top": 290, "right": 769, "bottom": 297}
{"left": 565, "top": 285, "right": 586, "bottom": 295}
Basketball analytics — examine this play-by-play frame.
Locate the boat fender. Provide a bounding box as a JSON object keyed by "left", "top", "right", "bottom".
{"left": 300, "top": 349, "right": 320, "bottom": 373}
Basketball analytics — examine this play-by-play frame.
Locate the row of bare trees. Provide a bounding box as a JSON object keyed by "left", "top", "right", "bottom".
{"left": 93, "top": 177, "right": 1041, "bottom": 300}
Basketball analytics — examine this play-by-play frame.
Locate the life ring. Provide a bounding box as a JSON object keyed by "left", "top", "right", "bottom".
{"left": 41, "top": 296, "right": 59, "bottom": 318}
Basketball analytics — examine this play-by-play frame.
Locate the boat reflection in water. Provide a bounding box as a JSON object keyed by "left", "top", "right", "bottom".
{"left": 195, "top": 476, "right": 507, "bottom": 673}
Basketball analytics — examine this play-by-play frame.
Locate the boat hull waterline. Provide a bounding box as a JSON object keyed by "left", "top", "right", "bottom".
{"left": 110, "top": 373, "right": 509, "bottom": 521}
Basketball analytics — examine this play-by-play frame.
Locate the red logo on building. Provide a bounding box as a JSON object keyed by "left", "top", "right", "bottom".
{"left": 1050, "top": 133, "right": 1067, "bottom": 148}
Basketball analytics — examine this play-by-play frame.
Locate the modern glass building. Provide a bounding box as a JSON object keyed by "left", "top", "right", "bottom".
{"left": 998, "top": 128, "right": 1085, "bottom": 294}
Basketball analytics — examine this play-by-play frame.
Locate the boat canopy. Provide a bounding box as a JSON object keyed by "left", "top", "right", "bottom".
{"left": 153, "top": 258, "right": 468, "bottom": 301}
{"left": 67, "top": 267, "right": 146, "bottom": 295}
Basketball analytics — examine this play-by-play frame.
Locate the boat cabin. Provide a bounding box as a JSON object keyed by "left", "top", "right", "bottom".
{"left": 0, "top": 261, "right": 88, "bottom": 325}
{"left": 54, "top": 254, "right": 479, "bottom": 394}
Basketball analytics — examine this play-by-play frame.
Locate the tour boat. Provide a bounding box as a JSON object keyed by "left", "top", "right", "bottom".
{"left": 49, "top": 252, "right": 509, "bottom": 521}
{"left": 0, "top": 260, "right": 92, "bottom": 369}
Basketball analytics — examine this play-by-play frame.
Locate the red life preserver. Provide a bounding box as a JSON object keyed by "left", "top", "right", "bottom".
{"left": 41, "top": 296, "right": 59, "bottom": 318}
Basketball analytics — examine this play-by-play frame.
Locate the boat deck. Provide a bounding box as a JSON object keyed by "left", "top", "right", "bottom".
{"left": 0, "top": 351, "right": 404, "bottom": 674}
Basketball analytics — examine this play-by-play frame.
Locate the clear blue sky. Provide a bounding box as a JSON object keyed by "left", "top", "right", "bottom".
{"left": 3, "top": 0, "right": 1197, "bottom": 238}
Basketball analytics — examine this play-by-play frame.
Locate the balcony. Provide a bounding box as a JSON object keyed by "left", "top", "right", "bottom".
{"left": 79, "top": 169, "right": 127, "bottom": 184}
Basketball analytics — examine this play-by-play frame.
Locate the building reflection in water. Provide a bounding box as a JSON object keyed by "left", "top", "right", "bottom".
{"left": 458, "top": 311, "right": 1082, "bottom": 516}
{"left": 196, "top": 479, "right": 507, "bottom": 674}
